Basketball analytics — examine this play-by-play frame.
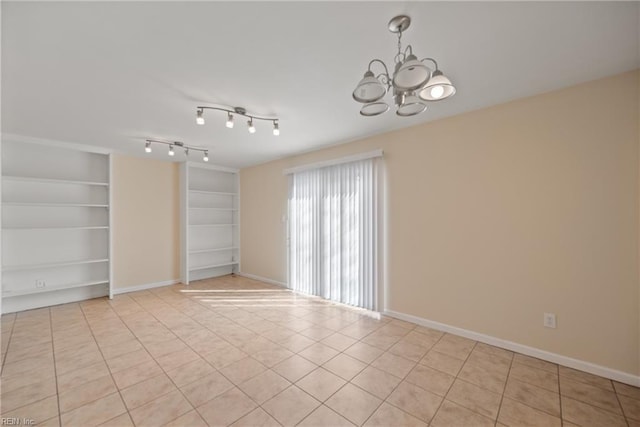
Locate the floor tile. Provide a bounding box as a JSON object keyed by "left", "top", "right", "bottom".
{"left": 504, "top": 377, "right": 560, "bottom": 417}
{"left": 420, "top": 350, "right": 465, "bottom": 376}
{"left": 325, "top": 383, "right": 382, "bottom": 426}
{"left": 238, "top": 369, "right": 291, "bottom": 404}
{"left": 1, "top": 376, "right": 57, "bottom": 413}
{"left": 165, "top": 358, "right": 216, "bottom": 387}
{"left": 559, "top": 366, "right": 614, "bottom": 391}
{"left": 323, "top": 353, "right": 367, "bottom": 381}
{"left": 430, "top": 334, "right": 475, "bottom": 360}
{"left": 60, "top": 392, "right": 126, "bottom": 426}
{"left": 1, "top": 395, "right": 59, "bottom": 425}
{"left": 498, "top": 397, "right": 561, "bottom": 427}
{"left": 446, "top": 378, "right": 502, "bottom": 420}
{"left": 230, "top": 407, "right": 282, "bottom": 427}
{"left": 162, "top": 410, "right": 207, "bottom": 427}
{"left": 371, "top": 352, "right": 416, "bottom": 378}
{"left": 321, "top": 333, "right": 358, "bottom": 352}
{"left": 619, "top": 394, "right": 640, "bottom": 421}
{"left": 352, "top": 366, "right": 402, "bottom": 400}
{"left": 512, "top": 354, "right": 558, "bottom": 374}
{"left": 262, "top": 385, "right": 321, "bottom": 426}
{"left": 296, "top": 367, "right": 347, "bottom": 402}
{"left": 59, "top": 374, "right": 117, "bottom": 413}
{"left": 560, "top": 376, "right": 622, "bottom": 415}
{"left": 99, "top": 413, "right": 135, "bottom": 427}
{"left": 129, "top": 389, "right": 193, "bottom": 427}
{"left": 343, "top": 342, "right": 384, "bottom": 364}
{"left": 614, "top": 381, "right": 640, "bottom": 400}
{"left": 111, "top": 360, "right": 163, "bottom": 390}
{"left": 386, "top": 381, "right": 442, "bottom": 423}
{"left": 220, "top": 357, "right": 267, "bottom": 384}
{"left": 405, "top": 363, "right": 455, "bottom": 396}
{"left": 364, "top": 402, "right": 427, "bottom": 427}
{"left": 120, "top": 374, "right": 176, "bottom": 410}
{"left": 431, "top": 400, "right": 494, "bottom": 427}
{"left": 197, "top": 387, "right": 258, "bottom": 426}
{"left": 272, "top": 354, "right": 318, "bottom": 383}
{"left": 388, "top": 340, "right": 429, "bottom": 362}
{"left": 180, "top": 371, "right": 234, "bottom": 407}
{"left": 561, "top": 396, "right": 627, "bottom": 427}
{"left": 299, "top": 343, "right": 339, "bottom": 365}
{"left": 299, "top": 405, "right": 356, "bottom": 427}
{"left": 458, "top": 360, "right": 507, "bottom": 394}
{"left": 203, "top": 346, "right": 248, "bottom": 369}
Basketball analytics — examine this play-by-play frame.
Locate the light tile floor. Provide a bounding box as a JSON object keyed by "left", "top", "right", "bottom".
{"left": 1, "top": 275, "right": 639, "bottom": 426}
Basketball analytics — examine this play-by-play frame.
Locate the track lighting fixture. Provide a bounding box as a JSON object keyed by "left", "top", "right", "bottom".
{"left": 196, "top": 108, "right": 205, "bottom": 125}
{"left": 144, "top": 139, "right": 211, "bottom": 163}
{"left": 196, "top": 105, "right": 280, "bottom": 136}
{"left": 352, "top": 15, "right": 456, "bottom": 117}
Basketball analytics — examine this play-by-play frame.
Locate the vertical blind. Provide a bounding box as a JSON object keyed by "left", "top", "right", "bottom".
{"left": 287, "top": 156, "right": 380, "bottom": 311}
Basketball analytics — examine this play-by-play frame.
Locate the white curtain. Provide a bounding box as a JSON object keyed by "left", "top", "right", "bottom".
{"left": 288, "top": 157, "right": 380, "bottom": 311}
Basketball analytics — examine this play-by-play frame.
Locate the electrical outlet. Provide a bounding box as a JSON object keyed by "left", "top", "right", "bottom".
{"left": 35, "top": 279, "right": 46, "bottom": 288}
{"left": 543, "top": 312, "right": 556, "bottom": 329}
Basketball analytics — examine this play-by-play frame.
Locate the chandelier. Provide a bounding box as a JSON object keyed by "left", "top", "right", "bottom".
{"left": 196, "top": 106, "right": 280, "bottom": 135}
{"left": 352, "top": 15, "right": 456, "bottom": 117}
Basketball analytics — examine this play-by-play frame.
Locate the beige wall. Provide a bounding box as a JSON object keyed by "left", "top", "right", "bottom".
{"left": 112, "top": 155, "right": 180, "bottom": 289}
{"left": 241, "top": 71, "right": 640, "bottom": 376}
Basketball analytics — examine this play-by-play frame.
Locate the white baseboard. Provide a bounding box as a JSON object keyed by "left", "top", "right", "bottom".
{"left": 112, "top": 280, "right": 180, "bottom": 295}
{"left": 237, "top": 272, "right": 288, "bottom": 288}
{"left": 384, "top": 309, "right": 640, "bottom": 387}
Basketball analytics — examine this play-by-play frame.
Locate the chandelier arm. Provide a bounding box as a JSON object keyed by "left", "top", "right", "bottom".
{"left": 368, "top": 59, "right": 390, "bottom": 78}
{"left": 197, "top": 106, "right": 278, "bottom": 122}
{"left": 421, "top": 57, "right": 439, "bottom": 71}
{"left": 404, "top": 45, "right": 413, "bottom": 57}
{"left": 145, "top": 139, "right": 208, "bottom": 153}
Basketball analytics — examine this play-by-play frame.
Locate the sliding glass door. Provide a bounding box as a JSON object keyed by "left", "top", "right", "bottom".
{"left": 287, "top": 156, "right": 381, "bottom": 311}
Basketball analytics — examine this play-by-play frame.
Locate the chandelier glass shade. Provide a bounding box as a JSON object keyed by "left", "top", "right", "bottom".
{"left": 352, "top": 15, "right": 456, "bottom": 117}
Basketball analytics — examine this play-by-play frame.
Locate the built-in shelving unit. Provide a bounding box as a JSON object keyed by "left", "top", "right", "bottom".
{"left": 1, "top": 139, "right": 112, "bottom": 313}
{"left": 180, "top": 163, "right": 239, "bottom": 284}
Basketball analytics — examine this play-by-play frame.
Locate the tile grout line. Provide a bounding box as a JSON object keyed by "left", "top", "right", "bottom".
{"left": 493, "top": 344, "right": 515, "bottom": 427}
{"left": 0, "top": 313, "right": 17, "bottom": 372}
{"left": 47, "top": 307, "right": 63, "bottom": 427}
{"left": 103, "top": 293, "right": 204, "bottom": 426}
{"left": 77, "top": 300, "right": 143, "bottom": 426}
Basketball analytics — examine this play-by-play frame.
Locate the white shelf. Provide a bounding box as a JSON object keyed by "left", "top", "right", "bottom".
{"left": 189, "top": 223, "right": 237, "bottom": 227}
{"left": 2, "top": 280, "right": 109, "bottom": 297}
{"left": 2, "top": 202, "right": 108, "bottom": 208}
{"left": 188, "top": 207, "right": 237, "bottom": 211}
{"left": 3, "top": 175, "right": 109, "bottom": 187}
{"left": 3, "top": 226, "right": 108, "bottom": 230}
{"left": 3, "top": 258, "right": 109, "bottom": 272}
{"left": 189, "top": 247, "right": 238, "bottom": 254}
{"left": 189, "top": 189, "right": 237, "bottom": 196}
{"left": 190, "top": 261, "right": 239, "bottom": 271}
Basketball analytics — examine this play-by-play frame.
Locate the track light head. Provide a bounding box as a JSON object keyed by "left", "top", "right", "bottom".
{"left": 273, "top": 121, "right": 280, "bottom": 136}
{"left": 226, "top": 113, "right": 234, "bottom": 128}
{"left": 196, "top": 108, "right": 205, "bottom": 125}
{"left": 203, "top": 151, "right": 209, "bottom": 162}
{"left": 168, "top": 145, "right": 175, "bottom": 156}
{"left": 145, "top": 141, "right": 152, "bottom": 153}
{"left": 248, "top": 119, "right": 256, "bottom": 134}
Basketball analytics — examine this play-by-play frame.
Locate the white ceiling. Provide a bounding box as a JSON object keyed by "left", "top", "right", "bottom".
{"left": 2, "top": 2, "right": 639, "bottom": 169}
